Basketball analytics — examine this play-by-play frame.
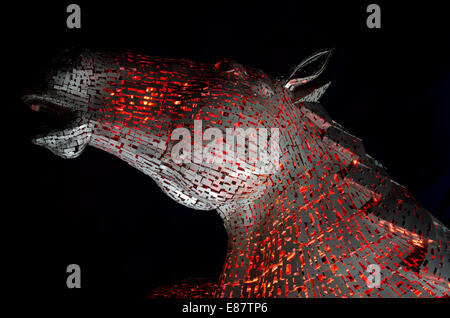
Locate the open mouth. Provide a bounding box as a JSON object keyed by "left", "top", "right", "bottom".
{"left": 23, "top": 94, "right": 76, "bottom": 136}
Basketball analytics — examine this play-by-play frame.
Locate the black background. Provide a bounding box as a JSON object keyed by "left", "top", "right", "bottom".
{"left": 5, "top": 0, "right": 450, "bottom": 306}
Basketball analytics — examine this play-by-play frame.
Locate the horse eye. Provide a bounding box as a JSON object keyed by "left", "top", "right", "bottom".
{"left": 215, "top": 60, "right": 234, "bottom": 72}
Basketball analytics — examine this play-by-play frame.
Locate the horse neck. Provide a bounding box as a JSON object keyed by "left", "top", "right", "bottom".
{"left": 214, "top": 166, "right": 419, "bottom": 298}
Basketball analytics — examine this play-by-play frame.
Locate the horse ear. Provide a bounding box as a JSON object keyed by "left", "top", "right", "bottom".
{"left": 284, "top": 49, "right": 333, "bottom": 91}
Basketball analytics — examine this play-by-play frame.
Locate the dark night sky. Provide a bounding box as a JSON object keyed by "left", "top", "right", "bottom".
{"left": 5, "top": 0, "right": 449, "bottom": 304}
